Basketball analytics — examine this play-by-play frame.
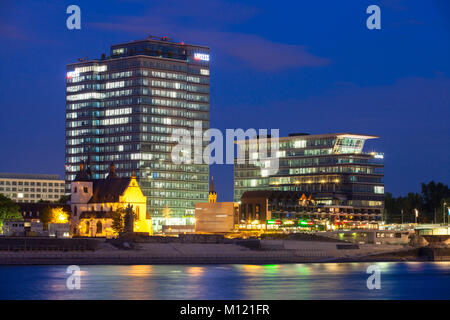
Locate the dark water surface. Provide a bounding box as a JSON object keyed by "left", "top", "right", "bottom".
{"left": 0, "top": 262, "right": 449, "bottom": 299}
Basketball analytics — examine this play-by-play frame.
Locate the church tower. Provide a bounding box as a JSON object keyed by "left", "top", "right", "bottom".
{"left": 208, "top": 176, "right": 217, "bottom": 203}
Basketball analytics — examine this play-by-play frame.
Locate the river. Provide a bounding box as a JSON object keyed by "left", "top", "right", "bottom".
{"left": 0, "top": 262, "right": 449, "bottom": 299}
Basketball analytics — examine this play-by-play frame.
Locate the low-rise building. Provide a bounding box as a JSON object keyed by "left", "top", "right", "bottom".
{"left": 2, "top": 220, "right": 26, "bottom": 237}
{"left": 238, "top": 190, "right": 381, "bottom": 231}
{"left": 195, "top": 177, "right": 239, "bottom": 233}
{"left": 195, "top": 202, "right": 239, "bottom": 233}
{"left": 17, "top": 202, "right": 71, "bottom": 221}
{"left": 0, "top": 173, "right": 66, "bottom": 203}
{"left": 325, "top": 229, "right": 413, "bottom": 245}
{"left": 48, "top": 223, "right": 71, "bottom": 238}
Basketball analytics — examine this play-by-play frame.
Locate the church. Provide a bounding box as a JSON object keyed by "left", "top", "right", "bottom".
{"left": 70, "top": 162, "right": 152, "bottom": 237}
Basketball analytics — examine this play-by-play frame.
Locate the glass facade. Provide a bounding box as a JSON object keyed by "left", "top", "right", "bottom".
{"left": 65, "top": 38, "right": 210, "bottom": 229}
{"left": 234, "top": 133, "right": 384, "bottom": 220}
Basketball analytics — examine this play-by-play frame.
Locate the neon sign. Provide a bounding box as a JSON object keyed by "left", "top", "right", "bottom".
{"left": 66, "top": 71, "right": 80, "bottom": 79}
{"left": 194, "top": 53, "right": 210, "bottom": 61}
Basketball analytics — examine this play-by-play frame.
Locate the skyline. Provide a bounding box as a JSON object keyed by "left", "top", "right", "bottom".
{"left": 1, "top": 0, "right": 449, "bottom": 202}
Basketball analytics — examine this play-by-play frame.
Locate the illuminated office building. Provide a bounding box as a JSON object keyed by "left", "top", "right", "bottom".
{"left": 234, "top": 133, "right": 384, "bottom": 223}
{"left": 65, "top": 36, "right": 210, "bottom": 230}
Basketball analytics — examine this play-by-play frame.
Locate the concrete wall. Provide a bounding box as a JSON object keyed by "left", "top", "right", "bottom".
{"left": 324, "top": 230, "right": 412, "bottom": 245}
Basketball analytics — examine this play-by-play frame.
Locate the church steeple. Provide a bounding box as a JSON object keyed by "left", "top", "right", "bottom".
{"left": 208, "top": 176, "right": 217, "bottom": 203}
{"left": 74, "top": 161, "right": 90, "bottom": 182}
{"left": 106, "top": 162, "right": 118, "bottom": 179}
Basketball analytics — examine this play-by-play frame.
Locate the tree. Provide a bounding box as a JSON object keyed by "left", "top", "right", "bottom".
{"left": 439, "top": 197, "right": 450, "bottom": 224}
{"left": 385, "top": 181, "right": 450, "bottom": 224}
{"left": 111, "top": 209, "right": 125, "bottom": 234}
{"left": 56, "top": 195, "right": 70, "bottom": 204}
{"left": 384, "top": 192, "right": 398, "bottom": 223}
{"left": 0, "top": 194, "right": 22, "bottom": 232}
{"left": 162, "top": 206, "right": 172, "bottom": 224}
{"left": 421, "top": 181, "right": 450, "bottom": 222}
{"left": 40, "top": 206, "right": 69, "bottom": 230}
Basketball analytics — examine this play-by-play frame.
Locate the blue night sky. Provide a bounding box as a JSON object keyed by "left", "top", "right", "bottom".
{"left": 0, "top": 0, "right": 449, "bottom": 201}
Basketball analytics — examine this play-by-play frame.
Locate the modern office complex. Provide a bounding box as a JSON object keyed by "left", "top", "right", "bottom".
{"left": 234, "top": 133, "right": 384, "bottom": 225}
{"left": 65, "top": 36, "right": 210, "bottom": 230}
{"left": 0, "top": 173, "right": 65, "bottom": 203}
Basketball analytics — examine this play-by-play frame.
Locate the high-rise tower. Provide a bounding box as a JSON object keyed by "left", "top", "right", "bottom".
{"left": 65, "top": 36, "right": 210, "bottom": 231}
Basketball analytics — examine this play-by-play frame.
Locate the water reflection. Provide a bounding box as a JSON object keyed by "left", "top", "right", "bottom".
{"left": 128, "top": 265, "right": 153, "bottom": 277}
{"left": 186, "top": 266, "right": 204, "bottom": 277}
{"left": 0, "top": 262, "right": 449, "bottom": 300}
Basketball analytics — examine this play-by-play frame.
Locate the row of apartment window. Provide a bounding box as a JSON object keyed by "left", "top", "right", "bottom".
{"left": 65, "top": 164, "right": 208, "bottom": 182}
{"left": 235, "top": 176, "right": 385, "bottom": 189}
{"left": 67, "top": 107, "right": 133, "bottom": 119}
{"left": 69, "top": 59, "right": 208, "bottom": 83}
{"left": 240, "top": 138, "right": 337, "bottom": 151}
{"left": 0, "top": 181, "right": 64, "bottom": 187}
{"left": 68, "top": 70, "right": 210, "bottom": 87}
{"left": 281, "top": 156, "right": 381, "bottom": 167}
{"left": 67, "top": 135, "right": 134, "bottom": 146}
{"left": 67, "top": 86, "right": 209, "bottom": 102}
{"left": 273, "top": 184, "right": 384, "bottom": 194}
{"left": 67, "top": 109, "right": 208, "bottom": 123}
{"left": 67, "top": 143, "right": 138, "bottom": 155}
{"left": 67, "top": 125, "right": 135, "bottom": 137}
{"left": 66, "top": 161, "right": 209, "bottom": 178}
{"left": 0, "top": 192, "right": 62, "bottom": 199}
{"left": 145, "top": 190, "right": 209, "bottom": 200}
{"left": 139, "top": 180, "right": 208, "bottom": 190}
{"left": 235, "top": 165, "right": 383, "bottom": 178}
{"left": 67, "top": 116, "right": 209, "bottom": 130}
{"left": 0, "top": 187, "right": 64, "bottom": 193}
{"left": 67, "top": 98, "right": 209, "bottom": 112}
{"left": 67, "top": 79, "right": 209, "bottom": 94}
{"left": 148, "top": 198, "right": 207, "bottom": 209}
{"left": 66, "top": 152, "right": 141, "bottom": 164}
{"left": 66, "top": 146, "right": 187, "bottom": 163}
{"left": 139, "top": 162, "right": 209, "bottom": 173}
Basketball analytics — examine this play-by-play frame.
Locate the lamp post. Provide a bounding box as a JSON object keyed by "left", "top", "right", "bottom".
{"left": 414, "top": 209, "right": 419, "bottom": 224}
{"left": 444, "top": 202, "right": 447, "bottom": 225}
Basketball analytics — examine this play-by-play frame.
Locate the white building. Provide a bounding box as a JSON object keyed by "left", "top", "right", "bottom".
{"left": 0, "top": 173, "right": 66, "bottom": 203}
{"left": 2, "top": 220, "right": 25, "bottom": 236}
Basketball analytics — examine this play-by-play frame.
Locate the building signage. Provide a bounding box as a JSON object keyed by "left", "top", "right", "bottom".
{"left": 66, "top": 70, "right": 80, "bottom": 79}
{"left": 194, "top": 53, "right": 210, "bottom": 61}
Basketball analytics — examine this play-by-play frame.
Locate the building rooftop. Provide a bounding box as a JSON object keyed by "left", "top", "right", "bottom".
{"left": 67, "top": 36, "right": 210, "bottom": 67}
{"left": 111, "top": 35, "right": 209, "bottom": 50}
{"left": 236, "top": 132, "right": 379, "bottom": 144}
{"left": 0, "top": 173, "right": 62, "bottom": 180}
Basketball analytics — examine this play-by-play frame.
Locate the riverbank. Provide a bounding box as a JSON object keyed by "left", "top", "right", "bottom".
{"left": 1, "top": 239, "right": 442, "bottom": 265}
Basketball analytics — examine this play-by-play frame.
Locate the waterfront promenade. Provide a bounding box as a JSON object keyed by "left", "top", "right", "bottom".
{"left": 0, "top": 240, "right": 419, "bottom": 265}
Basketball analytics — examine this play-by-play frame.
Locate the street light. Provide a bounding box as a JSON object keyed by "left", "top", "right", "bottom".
{"left": 414, "top": 209, "right": 419, "bottom": 224}
{"left": 444, "top": 202, "right": 447, "bottom": 225}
